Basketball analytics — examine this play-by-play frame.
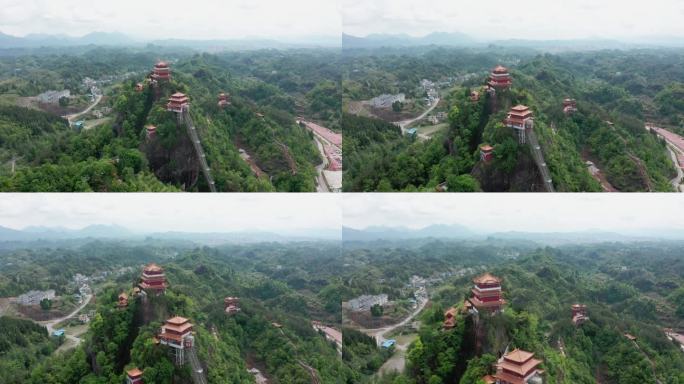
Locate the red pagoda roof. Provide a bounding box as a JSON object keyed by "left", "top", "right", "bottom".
{"left": 493, "top": 65, "right": 509, "bottom": 74}
{"left": 511, "top": 105, "right": 530, "bottom": 113}
{"left": 144, "top": 263, "right": 163, "bottom": 272}
{"left": 155, "top": 61, "right": 169, "bottom": 68}
{"left": 480, "top": 144, "right": 494, "bottom": 152}
{"left": 127, "top": 368, "right": 143, "bottom": 378}
{"left": 166, "top": 316, "right": 189, "bottom": 325}
{"left": 170, "top": 92, "right": 187, "bottom": 99}
{"left": 473, "top": 273, "right": 501, "bottom": 285}
{"left": 504, "top": 349, "right": 534, "bottom": 364}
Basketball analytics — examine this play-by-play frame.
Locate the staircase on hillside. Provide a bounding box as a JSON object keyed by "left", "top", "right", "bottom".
{"left": 525, "top": 127, "right": 555, "bottom": 192}
{"left": 187, "top": 347, "right": 208, "bottom": 384}
{"left": 180, "top": 108, "right": 217, "bottom": 192}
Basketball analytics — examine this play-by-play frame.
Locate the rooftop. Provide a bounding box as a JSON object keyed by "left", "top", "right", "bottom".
{"left": 473, "top": 272, "right": 501, "bottom": 285}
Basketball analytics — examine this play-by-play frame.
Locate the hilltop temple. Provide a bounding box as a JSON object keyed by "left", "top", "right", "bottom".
{"left": 443, "top": 307, "right": 458, "bottom": 329}
{"left": 159, "top": 316, "right": 194, "bottom": 365}
{"left": 152, "top": 61, "right": 171, "bottom": 82}
{"left": 493, "top": 349, "right": 544, "bottom": 384}
{"left": 139, "top": 263, "right": 167, "bottom": 295}
{"left": 488, "top": 65, "right": 512, "bottom": 89}
{"left": 504, "top": 105, "right": 534, "bottom": 144}
{"left": 571, "top": 304, "right": 588, "bottom": 326}
{"left": 126, "top": 368, "right": 143, "bottom": 384}
{"left": 225, "top": 296, "right": 241, "bottom": 315}
{"left": 468, "top": 273, "right": 506, "bottom": 312}
{"left": 167, "top": 93, "right": 189, "bottom": 113}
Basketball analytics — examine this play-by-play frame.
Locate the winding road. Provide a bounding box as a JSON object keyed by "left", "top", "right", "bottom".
{"left": 63, "top": 95, "right": 103, "bottom": 125}
{"left": 358, "top": 295, "right": 428, "bottom": 347}
{"left": 395, "top": 98, "right": 440, "bottom": 140}
{"left": 40, "top": 294, "right": 92, "bottom": 346}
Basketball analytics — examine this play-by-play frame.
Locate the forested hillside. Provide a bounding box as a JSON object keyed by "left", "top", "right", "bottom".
{"left": 343, "top": 48, "right": 682, "bottom": 192}
{"left": 342, "top": 240, "right": 684, "bottom": 384}
{"left": 0, "top": 241, "right": 354, "bottom": 384}
{"left": 0, "top": 48, "right": 338, "bottom": 191}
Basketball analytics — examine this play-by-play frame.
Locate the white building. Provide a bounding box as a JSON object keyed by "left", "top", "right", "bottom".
{"left": 17, "top": 290, "right": 56, "bottom": 305}
{"left": 348, "top": 294, "right": 389, "bottom": 311}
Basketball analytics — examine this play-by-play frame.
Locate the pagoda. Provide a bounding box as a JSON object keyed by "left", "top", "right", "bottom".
{"left": 217, "top": 92, "right": 231, "bottom": 108}
{"left": 470, "top": 90, "right": 481, "bottom": 102}
{"left": 571, "top": 304, "right": 588, "bottom": 326}
{"left": 159, "top": 316, "right": 194, "bottom": 365}
{"left": 126, "top": 368, "right": 144, "bottom": 384}
{"left": 152, "top": 61, "right": 171, "bottom": 81}
{"left": 562, "top": 98, "right": 577, "bottom": 115}
{"left": 468, "top": 273, "right": 506, "bottom": 312}
{"left": 118, "top": 292, "right": 129, "bottom": 309}
{"left": 493, "top": 349, "right": 543, "bottom": 384}
{"left": 443, "top": 307, "right": 458, "bottom": 329}
{"left": 166, "top": 92, "right": 189, "bottom": 113}
{"left": 135, "top": 83, "right": 144, "bottom": 92}
{"left": 504, "top": 105, "right": 534, "bottom": 144}
{"left": 225, "top": 296, "right": 241, "bottom": 315}
{"left": 145, "top": 125, "right": 157, "bottom": 140}
{"left": 139, "top": 263, "right": 167, "bottom": 295}
{"left": 480, "top": 144, "right": 494, "bottom": 162}
{"left": 488, "top": 65, "right": 512, "bottom": 89}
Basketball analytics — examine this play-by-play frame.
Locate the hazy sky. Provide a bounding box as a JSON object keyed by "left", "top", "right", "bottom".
{"left": 0, "top": 0, "right": 341, "bottom": 40}
{"left": 0, "top": 194, "right": 341, "bottom": 233}
{"left": 343, "top": 0, "right": 684, "bottom": 40}
{"left": 343, "top": 194, "right": 684, "bottom": 233}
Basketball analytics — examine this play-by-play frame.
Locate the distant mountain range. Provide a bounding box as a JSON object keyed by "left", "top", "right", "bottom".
{"left": 0, "top": 225, "right": 339, "bottom": 244}
{"left": 0, "top": 31, "right": 340, "bottom": 50}
{"left": 342, "top": 225, "right": 684, "bottom": 244}
{"left": 342, "top": 32, "right": 684, "bottom": 50}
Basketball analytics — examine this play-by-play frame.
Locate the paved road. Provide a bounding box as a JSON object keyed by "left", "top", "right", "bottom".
{"left": 40, "top": 294, "right": 92, "bottom": 345}
{"left": 358, "top": 295, "right": 428, "bottom": 346}
{"left": 395, "top": 98, "right": 440, "bottom": 140}
{"left": 312, "top": 136, "right": 330, "bottom": 193}
{"left": 64, "top": 94, "right": 103, "bottom": 124}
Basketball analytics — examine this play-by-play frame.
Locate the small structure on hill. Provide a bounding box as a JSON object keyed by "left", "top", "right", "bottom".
{"left": 468, "top": 273, "right": 506, "bottom": 312}
{"left": 443, "top": 307, "right": 458, "bottom": 329}
{"left": 493, "top": 349, "right": 544, "bottom": 384}
{"left": 488, "top": 65, "right": 512, "bottom": 90}
{"left": 135, "top": 83, "right": 144, "bottom": 92}
{"left": 126, "top": 368, "right": 144, "bottom": 384}
{"left": 504, "top": 105, "right": 534, "bottom": 144}
{"left": 145, "top": 125, "right": 157, "bottom": 140}
{"left": 139, "top": 263, "right": 167, "bottom": 295}
{"left": 381, "top": 339, "right": 396, "bottom": 348}
{"left": 159, "top": 316, "right": 194, "bottom": 365}
{"left": 218, "top": 92, "right": 231, "bottom": 108}
{"left": 571, "top": 304, "right": 588, "bottom": 326}
{"left": 470, "top": 90, "right": 481, "bottom": 102}
{"left": 562, "top": 98, "right": 577, "bottom": 115}
{"left": 624, "top": 333, "right": 637, "bottom": 341}
{"left": 118, "top": 292, "right": 129, "bottom": 309}
{"left": 166, "top": 92, "right": 189, "bottom": 113}
{"left": 225, "top": 296, "right": 241, "bottom": 315}
{"left": 480, "top": 144, "right": 494, "bottom": 162}
{"left": 152, "top": 61, "right": 171, "bottom": 82}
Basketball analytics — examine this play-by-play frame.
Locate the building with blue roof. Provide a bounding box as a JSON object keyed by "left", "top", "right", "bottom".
{"left": 381, "top": 339, "right": 396, "bottom": 348}
{"left": 52, "top": 329, "right": 65, "bottom": 337}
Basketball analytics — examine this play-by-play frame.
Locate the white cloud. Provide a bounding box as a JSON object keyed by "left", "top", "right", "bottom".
{"left": 342, "top": 194, "right": 684, "bottom": 233}
{"left": 0, "top": 0, "right": 341, "bottom": 39}
{"left": 342, "top": 0, "right": 684, "bottom": 40}
{"left": 0, "top": 194, "right": 341, "bottom": 233}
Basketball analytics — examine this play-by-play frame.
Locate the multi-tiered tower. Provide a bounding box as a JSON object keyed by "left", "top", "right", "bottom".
{"left": 159, "top": 316, "right": 194, "bottom": 365}
{"left": 139, "top": 263, "right": 167, "bottom": 295}
{"left": 469, "top": 273, "right": 506, "bottom": 312}
{"left": 493, "top": 349, "right": 544, "bottom": 384}
{"left": 504, "top": 105, "right": 534, "bottom": 144}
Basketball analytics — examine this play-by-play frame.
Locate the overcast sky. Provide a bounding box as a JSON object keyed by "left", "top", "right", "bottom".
{"left": 343, "top": 0, "right": 684, "bottom": 40}
{"left": 0, "top": 0, "right": 341, "bottom": 40}
{"left": 343, "top": 194, "right": 684, "bottom": 234}
{"left": 0, "top": 194, "right": 341, "bottom": 233}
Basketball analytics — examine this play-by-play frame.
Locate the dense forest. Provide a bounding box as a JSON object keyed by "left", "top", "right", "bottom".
{"left": 0, "top": 240, "right": 354, "bottom": 384}
{"left": 342, "top": 239, "right": 684, "bottom": 384}
{"left": 343, "top": 48, "right": 682, "bottom": 192}
{"left": 0, "top": 47, "right": 339, "bottom": 191}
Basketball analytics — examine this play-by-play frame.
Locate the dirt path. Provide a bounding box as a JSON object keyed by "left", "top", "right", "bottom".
{"left": 395, "top": 98, "right": 440, "bottom": 140}
{"left": 39, "top": 294, "right": 92, "bottom": 349}
{"left": 63, "top": 94, "right": 102, "bottom": 124}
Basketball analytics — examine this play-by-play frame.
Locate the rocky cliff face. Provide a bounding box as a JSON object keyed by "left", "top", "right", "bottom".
{"left": 144, "top": 126, "right": 200, "bottom": 190}
{"left": 472, "top": 151, "right": 545, "bottom": 192}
